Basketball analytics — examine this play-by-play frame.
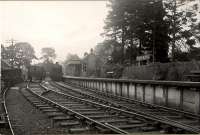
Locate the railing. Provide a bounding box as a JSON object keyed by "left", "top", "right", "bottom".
{"left": 63, "top": 76, "right": 200, "bottom": 114}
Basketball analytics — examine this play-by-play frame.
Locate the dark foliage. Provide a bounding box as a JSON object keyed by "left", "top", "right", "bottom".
{"left": 102, "top": 0, "right": 170, "bottom": 64}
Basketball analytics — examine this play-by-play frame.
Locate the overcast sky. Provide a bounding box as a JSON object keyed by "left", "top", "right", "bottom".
{"left": 0, "top": 1, "right": 108, "bottom": 62}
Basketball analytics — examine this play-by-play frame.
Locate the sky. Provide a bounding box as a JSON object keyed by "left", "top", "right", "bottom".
{"left": 0, "top": 1, "right": 108, "bottom": 62}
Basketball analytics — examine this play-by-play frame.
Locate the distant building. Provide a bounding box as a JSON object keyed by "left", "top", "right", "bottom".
{"left": 65, "top": 59, "right": 81, "bottom": 76}
{"left": 81, "top": 49, "right": 103, "bottom": 77}
{"left": 64, "top": 49, "right": 104, "bottom": 77}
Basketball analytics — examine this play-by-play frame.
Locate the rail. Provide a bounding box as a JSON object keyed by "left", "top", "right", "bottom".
{"left": 2, "top": 87, "right": 15, "bottom": 135}
{"left": 63, "top": 76, "right": 200, "bottom": 114}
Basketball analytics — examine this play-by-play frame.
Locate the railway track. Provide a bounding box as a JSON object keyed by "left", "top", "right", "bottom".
{"left": 27, "top": 82, "right": 172, "bottom": 134}
{"left": 24, "top": 83, "right": 132, "bottom": 134}
{"left": 43, "top": 81, "right": 200, "bottom": 133}
{"left": 0, "top": 88, "right": 15, "bottom": 135}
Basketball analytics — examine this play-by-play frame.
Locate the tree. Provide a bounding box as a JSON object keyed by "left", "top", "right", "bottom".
{"left": 94, "top": 40, "right": 118, "bottom": 63}
{"left": 41, "top": 47, "right": 56, "bottom": 63}
{"left": 163, "top": 0, "right": 200, "bottom": 61}
{"left": 2, "top": 42, "right": 36, "bottom": 68}
{"left": 102, "top": 0, "right": 199, "bottom": 64}
{"left": 103, "top": 0, "right": 170, "bottom": 63}
{"left": 14, "top": 42, "right": 36, "bottom": 67}
{"left": 134, "top": 0, "right": 170, "bottom": 62}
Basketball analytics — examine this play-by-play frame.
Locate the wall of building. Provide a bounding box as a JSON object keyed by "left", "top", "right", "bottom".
{"left": 65, "top": 64, "right": 81, "bottom": 76}
{"left": 81, "top": 53, "right": 102, "bottom": 77}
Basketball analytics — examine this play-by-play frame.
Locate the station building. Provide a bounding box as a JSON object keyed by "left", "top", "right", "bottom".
{"left": 64, "top": 49, "right": 103, "bottom": 78}
{"left": 80, "top": 49, "right": 102, "bottom": 77}
{"left": 64, "top": 59, "right": 81, "bottom": 77}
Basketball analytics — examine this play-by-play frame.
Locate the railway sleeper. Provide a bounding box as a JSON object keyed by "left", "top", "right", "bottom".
{"left": 141, "top": 126, "right": 158, "bottom": 132}
{"left": 59, "top": 121, "right": 81, "bottom": 127}
{"left": 94, "top": 125, "right": 115, "bottom": 133}
{"left": 176, "top": 119, "right": 200, "bottom": 124}
{"left": 62, "top": 104, "right": 86, "bottom": 108}
{"left": 165, "top": 115, "right": 184, "bottom": 119}
{"left": 38, "top": 106, "right": 53, "bottom": 110}
{"left": 160, "top": 126, "right": 181, "bottom": 133}
{"left": 52, "top": 116, "right": 73, "bottom": 121}
{"left": 148, "top": 112, "right": 175, "bottom": 116}
{"left": 68, "top": 106, "right": 95, "bottom": 109}
{"left": 27, "top": 97, "right": 40, "bottom": 101}
{"left": 57, "top": 101, "right": 78, "bottom": 104}
{"left": 114, "top": 123, "right": 148, "bottom": 129}
{"left": 41, "top": 108, "right": 60, "bottom": 113}
{"left": 88, "top": 115, "right": 121, "bottom": 119}
{"left": 34, "top": 104, "right": 50, "bottom": 108}
{"left": 79, "top": 111, "right": 105, "bottom": 115}
{"left": 31, "top": 101, "right": 45, "bottom": 105}
{"left": 69, "top": 127, "right": 91, "bottom": 134}
{"left": 97, "top": 118, "right": 130, "bottom": 123}
{"left": 45, "top": 112, "right": 65, "bottom": 118}
{"left": 72, "top": 108, "right": 100, "bottom": 111}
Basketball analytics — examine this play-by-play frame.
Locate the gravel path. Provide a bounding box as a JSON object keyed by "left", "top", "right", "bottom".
{"left": 6, "top": 83, "right": 53, "bottom": 135}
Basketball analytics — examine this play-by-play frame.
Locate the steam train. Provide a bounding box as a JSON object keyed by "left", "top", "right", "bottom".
{"left": 1, "top": 63, "right": 63, "bottom": 87}
{"left": 28, "top": 66, "right": 46, "bottom": 82}
{"left": 28, "top": 63, "right": 63, "bottom": 82}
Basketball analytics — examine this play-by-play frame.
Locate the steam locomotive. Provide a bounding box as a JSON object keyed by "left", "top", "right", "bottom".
{"left": 1, "top": 62, "right": 63, "bottom": 87}
{"left": 28, "top": 62, "right": 63, "bottom": 82}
